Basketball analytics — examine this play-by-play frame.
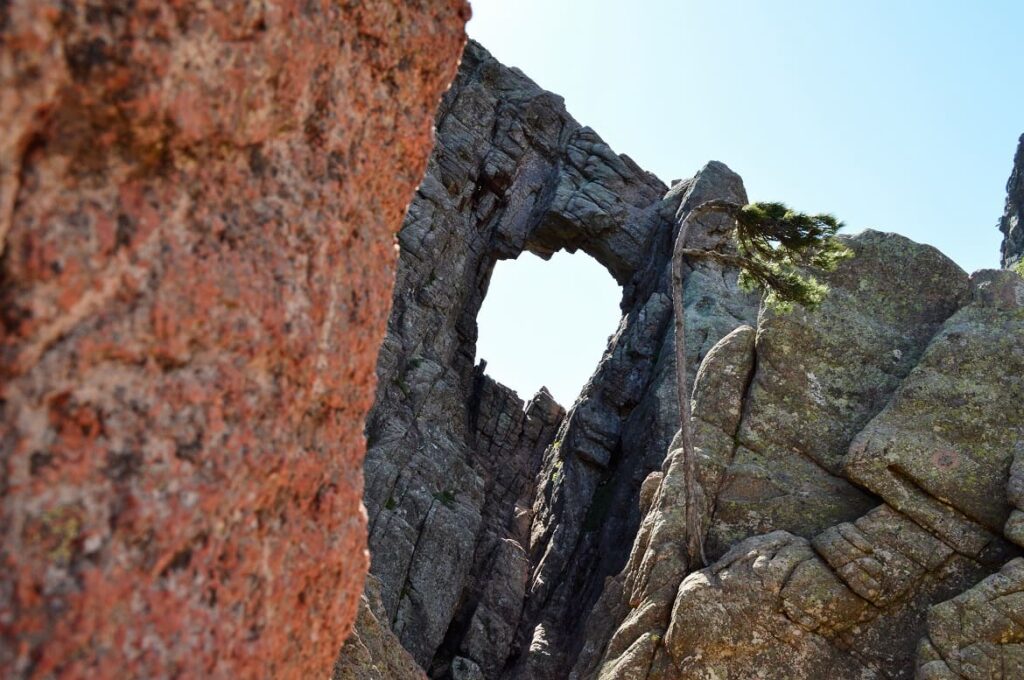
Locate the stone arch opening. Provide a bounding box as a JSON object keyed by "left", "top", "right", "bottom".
{"left": 359, "top": 40, "right": 754, "bottom": 680}
{"left": 475, "top": 250, "right": 622, "bottom": 407}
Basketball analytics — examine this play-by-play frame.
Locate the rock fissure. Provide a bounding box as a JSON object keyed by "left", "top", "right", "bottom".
{"left": 882, "top": 462, "right": 1000, "bottom": 560}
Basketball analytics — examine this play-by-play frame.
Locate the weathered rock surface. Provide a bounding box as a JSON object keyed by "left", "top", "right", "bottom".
{"left": 1005, "top": 448, "right": 1024, "bottom": 548}
{"left": 578, "top": 262, "right": 1024, "bottom": 678}
{"left": 512, "top": 160, "right": 763, "bottom": 680}
{"left": 917, "top": 558, "right": 1024, "bottom": 679}
{"left": 359, "top": 43, "right": 1024, "bottom": 680}
{"left": 592, "top": 501, "right": 1009, "bottom": 680}
{"left": 846, "top": 269, "right": 1024, "bottom": 557}
{"left": 664, "top": 531, "right": 876, "bottom": 679}
{"left": 999, "top": 134, "right": 1024, "bottom": 269}
{"left": 657, "top": 523, "right": 993, "bottom": 680}
{"left": 0, "top": 1, "right": 468, "bottom": 677}
{"left": 708, "top": 230, "right": 971, "bottom": 555}
{"left": 361, "top": 40, "right": 758, "bottom": 678}
{"left": 571, "top": 324, "right": 757, "bottom": 679}
{"left": 576, "top": 230, "right": 975, "bottom": 679}
{"left": 333, "top": 575, "right": 426, "bottom": 680}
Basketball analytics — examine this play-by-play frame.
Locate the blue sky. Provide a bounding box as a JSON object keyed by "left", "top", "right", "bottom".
{"left": 469, "top": 1, "right": 1024, "bottom": 406}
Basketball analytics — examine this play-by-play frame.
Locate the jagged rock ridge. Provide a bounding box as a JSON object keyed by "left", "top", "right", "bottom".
{"left": 1000, "top": 134, "right": 1024, "bottom": 268}
{"left": 347, "top": 41, "right": 1024, "bottom": 680}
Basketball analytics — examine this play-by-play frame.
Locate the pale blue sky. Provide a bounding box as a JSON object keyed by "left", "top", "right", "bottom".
{"left": 470, "top": 1, "right": 1024, "bottom": 406}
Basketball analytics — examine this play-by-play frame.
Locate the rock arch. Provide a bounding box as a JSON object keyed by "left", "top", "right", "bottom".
{"left": 361, "top": 41, "right": 758, "bottom": 677}
{"left": 474, "top": 250, "right": 622, "bottom": 406}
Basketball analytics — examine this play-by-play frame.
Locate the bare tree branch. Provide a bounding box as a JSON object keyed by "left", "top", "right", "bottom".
{"left": 670, "top": 199, "right": 741, "bottom": 569}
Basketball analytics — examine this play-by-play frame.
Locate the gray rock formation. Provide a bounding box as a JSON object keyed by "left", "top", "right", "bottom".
{"left": 1005, "top": 447, "right": 1024, "bottom": 548}
{"left": 578, "top": 265, "right": 1024, "bottom": 679}
{"left": 917, "top": 558, "right": 1024, "bottom": 678}
{"left": 845, "top": 269, "right": 1024, "bottom": 557}
{"left": 707, "top": 231, "right": 969, "bottom": 555}
{"left": 1000, "top": 134, "right": 1024, "bottom": 269}
{"left": 568, "top": 323, "right": 757, "bottom": 679}
{"left": 360, "top": 40, "right": 757, "bottom": 678}
{"left": 356, "top": 41, "right": 1024, "bottom": 680}
{"left": 333, "top": 576, "right": 427, "bottom": 680}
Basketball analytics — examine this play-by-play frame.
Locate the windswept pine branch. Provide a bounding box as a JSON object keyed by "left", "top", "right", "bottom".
{"left": 671, "top": 198, "right": 852, "bottom": 569}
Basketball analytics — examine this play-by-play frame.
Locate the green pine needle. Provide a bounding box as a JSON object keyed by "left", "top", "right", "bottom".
{"left": 733, "top": 201, "right": 852, "bottom": 310}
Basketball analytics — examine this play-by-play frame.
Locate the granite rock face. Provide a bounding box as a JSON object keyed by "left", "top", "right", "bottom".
{"left": 707, "top": 230, "right": 970, "bottom": 555}
{"left": 845, "top": 270, "right": 1024, "bottom": 557}
{"left": 655, "top": 523, "right": 993, "bottom": 680}
{"left": 917, "top": 558, "right": 1024, "bottom": 678}
{"left": 999, "top": 134, "right": 1024, "bottom": 269}
{"left": 333, "top": 575, "right": 427, "bottom": 680}
{"left": 359, "top": 41, "right": 758, "bottom": 678}
{"left": 358, "top": 43, "right": 1024, "bottom": 680}
{"left": 578, "top": 266, "right": 1024, "bottom": 679}
{"left": 569, "top": 324, "right": 757, "bottom": 680}
{"left": 0, "top": 2, "right": 468, "bottom": 677}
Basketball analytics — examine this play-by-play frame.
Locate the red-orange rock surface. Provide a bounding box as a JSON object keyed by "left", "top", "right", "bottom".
{"left": 0, "top": 1, "right": 468, "bottom": 677}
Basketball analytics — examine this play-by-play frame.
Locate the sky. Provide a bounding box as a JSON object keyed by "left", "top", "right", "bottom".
{"left": 469, "top": 0, "right": 1024, "bottom": 406}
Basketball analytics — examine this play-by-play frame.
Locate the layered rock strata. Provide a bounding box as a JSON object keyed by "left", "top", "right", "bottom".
{"left": 0, "top": 2, "right": 468, "bottom": 677}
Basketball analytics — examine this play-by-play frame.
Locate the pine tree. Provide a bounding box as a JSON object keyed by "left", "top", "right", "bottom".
{"left": 670, "top": 200, "right": 851, "bottom": 567}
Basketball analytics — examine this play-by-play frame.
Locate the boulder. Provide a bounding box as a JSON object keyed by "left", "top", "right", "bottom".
{"left": 846, "top": 270, "right": 1024, "bottom": 556}
{"left": 709, "top": 231, "right": 970, "bottom": 555}
{"left": 916, "top": 558, "right": 1024, "bottom": 679}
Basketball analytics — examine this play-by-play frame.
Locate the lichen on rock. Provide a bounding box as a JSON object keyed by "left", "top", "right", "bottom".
{"left": 0, "top": 1, "right": 469, "bottom": 677}
{"left": 348, "top": 42, "right": 1024, "bottom": 680}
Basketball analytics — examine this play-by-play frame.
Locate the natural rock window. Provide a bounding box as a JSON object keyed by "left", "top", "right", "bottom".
{"left": 476, "top": 251, "right": 622, "bottom": 405}
{"left": 359, "top": 43, "right": 759, "bottom": 678}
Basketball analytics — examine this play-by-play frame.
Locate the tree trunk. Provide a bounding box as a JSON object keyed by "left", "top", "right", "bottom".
{"left": 670, "top": 215, "right": 704, "bottom": 569}
{"left": 669, "top": 199, "right": 740, "bottom": 569}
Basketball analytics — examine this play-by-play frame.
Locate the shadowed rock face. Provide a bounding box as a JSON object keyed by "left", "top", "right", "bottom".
{"left": 1000, "top": 134, "right": 1024, "bottom": 268}
{"left": 0, "top": 1, "right": 468, "bottom": 677}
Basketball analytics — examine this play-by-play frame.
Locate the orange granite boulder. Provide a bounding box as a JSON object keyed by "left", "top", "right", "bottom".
{"left": 0, "top": 1, "right": 468, "bottom": 677}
